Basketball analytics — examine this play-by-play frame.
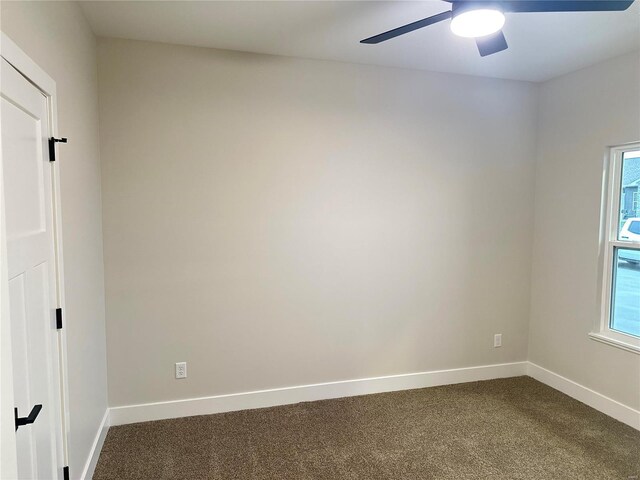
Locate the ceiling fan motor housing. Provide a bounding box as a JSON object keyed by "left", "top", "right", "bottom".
{"left": 451, "top": 1, "right": 505, "bottom": 16}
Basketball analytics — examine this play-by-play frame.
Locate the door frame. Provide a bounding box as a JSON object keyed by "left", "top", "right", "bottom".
{"left": 0, "top": 31, "right": 70, "bottom": 479}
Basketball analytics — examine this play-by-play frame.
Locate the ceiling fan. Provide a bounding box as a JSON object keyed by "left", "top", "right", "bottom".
{"left": 361, "top": 1, "right": 635, "bottom": 57}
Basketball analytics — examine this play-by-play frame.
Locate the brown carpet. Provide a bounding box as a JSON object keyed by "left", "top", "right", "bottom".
{"left": 94, "top": 376, "right": 640, "bottom": 479}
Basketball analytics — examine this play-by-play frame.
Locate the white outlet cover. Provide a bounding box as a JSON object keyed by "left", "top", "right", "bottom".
{"left": 175, "top": 362, "right": 187, "bottom": 379}
{"left": 494, "top": 334, "right": 502, "bottom": 348}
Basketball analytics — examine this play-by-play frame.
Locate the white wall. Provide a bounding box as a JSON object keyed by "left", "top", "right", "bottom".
{"left": 529, "top": 51, "right": 640, "bottom": 409}
{"left": 98, "top": 38, "right": 538, "bottom": 408}
{"left": 1, "top": 1, "right": 108, "bottom": 476}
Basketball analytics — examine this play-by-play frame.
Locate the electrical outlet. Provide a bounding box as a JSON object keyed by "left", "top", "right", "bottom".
{"left": 175, "top": 362, "right": 187, "bottom": 379}
{"left": 494, "top": 334, "right": 502, "bottom": 348}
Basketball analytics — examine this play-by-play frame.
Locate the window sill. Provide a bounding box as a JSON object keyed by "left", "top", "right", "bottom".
{"left": 588, "top": 332, "right": 640, "bottom": 355}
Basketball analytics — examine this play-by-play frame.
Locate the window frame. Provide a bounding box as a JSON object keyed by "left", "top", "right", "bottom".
{"left": 590, "top": 143, "right": 640, "bottom": 354}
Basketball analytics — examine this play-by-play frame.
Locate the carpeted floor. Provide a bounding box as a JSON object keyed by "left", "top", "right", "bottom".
{"left": 94, "top": 376, "right": 640, "bottom": 479}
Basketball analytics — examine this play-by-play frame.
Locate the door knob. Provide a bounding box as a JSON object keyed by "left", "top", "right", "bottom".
{"left": 15, "top": 404, "right": 42, "bottom": 431}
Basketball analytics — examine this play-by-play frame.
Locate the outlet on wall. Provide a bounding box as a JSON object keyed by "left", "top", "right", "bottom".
{"left": 175, "top": 362, "right": 187, "bottom": 379}
{"left": 494, "top": 334, "right": 502, "bottom": 348}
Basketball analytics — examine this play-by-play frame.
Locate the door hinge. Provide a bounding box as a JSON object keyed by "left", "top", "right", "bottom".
{"left": 56, "top": 308, "right": 63, "bottom": 329}
{"left": 48, "top": 137, "right": 68, "bottom": 162}
{"left": 63, "top": 465, "right": 69, "bottom": 480}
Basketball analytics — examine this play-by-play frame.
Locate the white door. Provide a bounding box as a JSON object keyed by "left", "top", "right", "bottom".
{"left": 1, "top": 58, "right": 63, "bottom": 479}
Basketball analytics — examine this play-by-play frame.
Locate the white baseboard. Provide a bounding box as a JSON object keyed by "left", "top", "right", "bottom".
{"left": 527, "top": 362, "right": 640, "bottom": 430}
{"left": 109, "top": 361, "right": 527, "bottom": 426}
{"left": 80, "top": 409, "right": 110, "bottom": 480}
{"left": 107, "top": 361, "right": 638, "bottom": 431}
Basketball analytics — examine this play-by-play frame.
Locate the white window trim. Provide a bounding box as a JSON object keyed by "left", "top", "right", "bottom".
{"left": 590, "top": 143, "right": 640, "bottom": 354}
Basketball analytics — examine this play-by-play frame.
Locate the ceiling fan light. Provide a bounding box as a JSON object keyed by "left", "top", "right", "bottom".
{"left": 450, "top": 9, "right": 505, "bottom": 38}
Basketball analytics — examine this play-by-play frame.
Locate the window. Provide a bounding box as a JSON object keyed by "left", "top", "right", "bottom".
{"left": 591, "top": 145, "right": 640, "bottom": 353}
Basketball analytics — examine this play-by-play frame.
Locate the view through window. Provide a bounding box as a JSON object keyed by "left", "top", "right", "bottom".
{"left": 610, "top": 149, "right": 640, "bottom": 338}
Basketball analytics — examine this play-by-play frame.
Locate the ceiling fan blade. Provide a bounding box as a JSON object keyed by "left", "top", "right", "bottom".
{"left": 360, "top": 11, "right": 453, "bottom": 44}
{"left": 476, "top": 30, "right": 508, "bottom": 56}
{"left": 499, "top": 0, "right": 634, "bottom": 12}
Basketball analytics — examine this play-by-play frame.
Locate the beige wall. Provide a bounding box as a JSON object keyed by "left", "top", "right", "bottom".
{"left": 1, "top": 1, "right": 108, "bottom": 476}
{"left": 529, "top": 51, "right": 640, "bottom": 409}
{"left": 98, "top": 38, "right": 538, "bottom": 407}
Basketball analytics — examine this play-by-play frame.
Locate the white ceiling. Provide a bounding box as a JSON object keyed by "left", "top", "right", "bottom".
{"left": 80, "top": 0, "right": 640, "bottom": 82}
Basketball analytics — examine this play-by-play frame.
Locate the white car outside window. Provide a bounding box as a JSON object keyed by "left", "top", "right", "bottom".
{"left": 620, "top": 217, "right": 640, "bottom": 242}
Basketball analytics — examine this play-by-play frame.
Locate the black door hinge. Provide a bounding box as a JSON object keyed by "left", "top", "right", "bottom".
{"left": 48, "top": 137, "right": 68, "bottom": 162}
{"left": 56, "top": 308, "right": 63, "bottom": 329}
{"left": 63, "top": 465, "right": 69, "bottom": 480}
